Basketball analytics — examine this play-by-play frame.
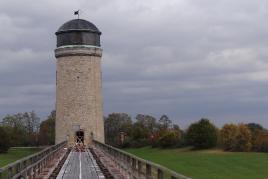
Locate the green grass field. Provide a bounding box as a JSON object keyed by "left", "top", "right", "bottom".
{"left": 0, "top": 148, "right": 41, "bottom": 167}
{"left": 125, "top": 147, "right": 268, "bottom": 179}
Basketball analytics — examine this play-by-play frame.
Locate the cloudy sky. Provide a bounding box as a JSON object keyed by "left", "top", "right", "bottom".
{"left": 1, "top": 0, "right": 268, "bottom": 128}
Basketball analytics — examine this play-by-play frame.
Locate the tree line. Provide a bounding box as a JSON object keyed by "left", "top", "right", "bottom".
{"left": 0, "top": 111, "right": 55, "bottom": 153}
{"left": 105, "top": 113, "right": 268, "bottom": 152}
{"left": 1, "top": 111, "right": 268, "bottom": 153}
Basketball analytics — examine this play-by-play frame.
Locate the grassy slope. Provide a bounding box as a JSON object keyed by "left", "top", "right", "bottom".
{"left": 0, "top": 148, "right": 41, "bottom": 167}
{"left": 125, "top": 147, "right": 268, "bottom": 179}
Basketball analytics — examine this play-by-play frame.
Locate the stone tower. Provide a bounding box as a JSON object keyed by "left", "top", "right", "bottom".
{"left": 54, "top": 19, "right": 104, "bottom": 147}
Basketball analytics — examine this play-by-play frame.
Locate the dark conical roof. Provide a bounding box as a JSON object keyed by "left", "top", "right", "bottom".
{"left": 55, "top": 19, "right": 101, "bottom": 47}
{"left": 56, "top": 19, "right": 101, "bottom": 34}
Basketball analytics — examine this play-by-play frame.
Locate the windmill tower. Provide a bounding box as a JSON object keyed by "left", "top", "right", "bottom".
{"left": 54, "top": 18, "right": 104, "bottom": 147}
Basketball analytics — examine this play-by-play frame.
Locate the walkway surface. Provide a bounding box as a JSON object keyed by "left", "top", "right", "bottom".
{"left": 56, "top": 149, "right": 105, "bottom": 179}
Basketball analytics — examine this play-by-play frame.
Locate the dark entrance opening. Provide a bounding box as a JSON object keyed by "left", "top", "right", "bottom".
{"left": 76, "top": 130, "right": 84, "bottom": 144}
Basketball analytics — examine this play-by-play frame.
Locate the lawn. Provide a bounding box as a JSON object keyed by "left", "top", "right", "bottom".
{"left": 0, "top": 147, "right": 42, "bottom": 167}
{"left": 125, "top": 147, "right": 268, "bottom": 179}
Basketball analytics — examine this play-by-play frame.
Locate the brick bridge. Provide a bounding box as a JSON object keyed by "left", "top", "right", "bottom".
{"left": 0, "top": 141, "right": 190, "bottom": 179}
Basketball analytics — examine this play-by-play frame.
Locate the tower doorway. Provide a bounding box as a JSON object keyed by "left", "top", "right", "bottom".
{"left": 75, "top": 130, "right": 84, "bottom": 144}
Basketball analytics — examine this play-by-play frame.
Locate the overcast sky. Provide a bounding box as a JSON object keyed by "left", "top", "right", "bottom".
{"left": 1, "top": 0, "right": 268, "bottom": 128}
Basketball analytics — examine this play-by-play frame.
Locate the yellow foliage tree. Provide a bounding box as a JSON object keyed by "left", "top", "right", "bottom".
{"left": 235, "top": 124, "right": 252, "bottom": 151}
{"left": 220, "top": 124, "right": 238, "bottom": 151}
{"left": 220, "top": 123, "right": 252, "bottom": 152}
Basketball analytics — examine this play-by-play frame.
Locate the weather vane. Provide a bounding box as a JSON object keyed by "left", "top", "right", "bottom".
{"left": 74, "top": 10, "right": 80, "bottom": 19}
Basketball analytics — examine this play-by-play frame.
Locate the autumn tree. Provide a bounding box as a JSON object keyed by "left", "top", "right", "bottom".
{"left": 158, "top": 130, "right": 181, "bottom": 148}
{"left": 220, "top": 124, "right": 238, "bottom": 151}
{"left": 234, "top": 124, "right": 252, "bottom": 152}
{"left": 220, "top": 123, "right": 252, "bottom": 151}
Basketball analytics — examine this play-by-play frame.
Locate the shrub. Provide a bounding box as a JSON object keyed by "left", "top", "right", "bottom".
{"left": 151, "top": 132, "right": 160, "bottom": 148}
{"left": 130, "top": 138, "right": 149, "bottom": 148}
{"left": 119, "top": 137, "right": 131, "bottom": 148}
{"left": 0, "top": 126, "right": 11, "bottom": 153}
{"left": 186, "top": 119, "right": 218, "bottom": 149}
{"left": 159, "top": 130, "right": 181, "bottom": 148}
{"left": 220, "top": 124, "right": 238, "bottom": 151}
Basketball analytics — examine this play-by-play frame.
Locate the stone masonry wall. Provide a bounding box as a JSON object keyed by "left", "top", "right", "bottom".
{"left": 55, "top": 47, "right": 104, "bottom": 147}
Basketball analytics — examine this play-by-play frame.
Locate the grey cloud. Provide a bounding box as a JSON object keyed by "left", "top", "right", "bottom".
{"left": 0, "top": 0, "right": 268, "bottom": 128}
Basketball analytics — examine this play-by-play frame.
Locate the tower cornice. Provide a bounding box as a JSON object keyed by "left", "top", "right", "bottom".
{"left": 55, "top": 45, "right": 102, "bottom": 58}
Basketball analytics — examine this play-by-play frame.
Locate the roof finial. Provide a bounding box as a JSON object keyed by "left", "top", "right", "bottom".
{"left": 74, "top": 10, "right": 80, "bottom": 19}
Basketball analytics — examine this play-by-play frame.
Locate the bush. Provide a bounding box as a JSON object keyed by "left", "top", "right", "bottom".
{"left": 220, "top": 124, "right": 238, "bottom": 151}
{"left": 0, "top": 126, "right": 11, "bottom": 153}
{"left": 119, "top": 137, "right": 131, "bottom": 148}
{"left": 186, "top": 119, "right": 218, "bottom": 149}
{"left": 130, "top": 138, "right": 149, "bottom": 148}
{"left": 151, "top": 132, "right": 160, "bottom": 148}
{"left": 159, "top": 130, "right": 181, "bottom": 148}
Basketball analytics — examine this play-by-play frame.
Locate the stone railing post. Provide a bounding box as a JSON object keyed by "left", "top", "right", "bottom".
{"left": 157, "top": 169, "right": 164, "bottom": 179}
{"left": 137, "top": 161, "right": 142, "bottom": 177}
{"left": 146, "top": 164, "right": 152, "bottom": 179}
{"left": 7, "top": 167, "right": 12, "bottom": 178}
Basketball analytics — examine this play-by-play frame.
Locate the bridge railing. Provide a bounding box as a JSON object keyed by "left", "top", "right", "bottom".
{"left": 0, "top": 141, "right": 67, "bottom": 179}
{"left": 93, "top": 140, "right": 191, "bottom": 179}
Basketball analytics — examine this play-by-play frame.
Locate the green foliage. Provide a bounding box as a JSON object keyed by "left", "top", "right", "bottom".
{"left": 1, "top": 111, "right": 40, "bottom": 146}
{"left": 0, "top": 126, "right": 11, "bottom": 153}
{"left": 131, "top": 122, "right": 150, "bottom": 140}
{"left": 135, "top": 114, "right": 158, "bottom": 133}
{"left": 247, "top": 123, "right": 264, "bottom": 132}
{"left": 120, "top": 137, "right": 131, "bottom": 148}
{"left": 104, "top": 113, "right": 132, "bottom": 146}
{"left": 159, "top": 130, "right": 181, "bottom": 148}
{"left": 38, "top": 110, "right": 55, "bottom": 145}
{"left": 159, "top": 114, "right": 172, "bottom": 130}
{"left": 186, "top": 119, "right": 218, "bottom": 149}
{"left": 129, "top": 138, "right": 149, "bottom": 148}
